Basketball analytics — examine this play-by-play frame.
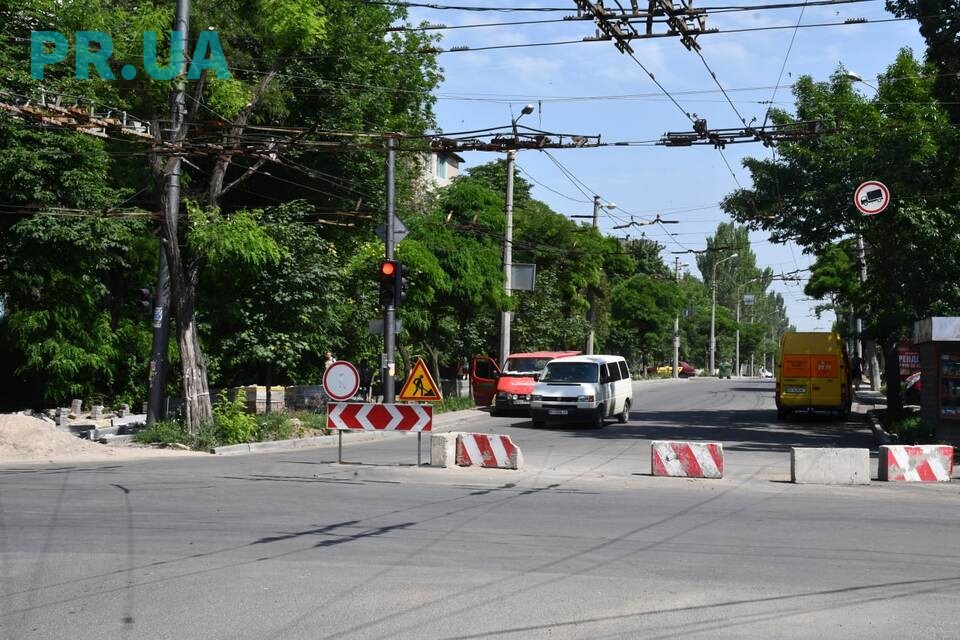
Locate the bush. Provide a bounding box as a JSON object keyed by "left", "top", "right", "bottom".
{"left": 134, "top": 419, "right": 189, "bottom": 445}
{"left": 213, "top": 391, "right": 258, "bottom": 445}
{"left": 887, "top": 415, "right": 935, "bottom": 444}
{"left": 256, "top": 412, "right": 299, "bottom": 441}
{"left": 433, "top": 396, "right": 475, "bottom": 414}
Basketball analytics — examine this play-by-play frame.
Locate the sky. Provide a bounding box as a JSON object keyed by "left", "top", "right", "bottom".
{"left": 401, "top": 0, "right": 926, "bottom": 331}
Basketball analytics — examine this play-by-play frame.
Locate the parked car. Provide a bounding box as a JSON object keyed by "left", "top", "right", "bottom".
{"left": 654, "top": 361, "right": 696, "bottom": 377}
{"left": 530, "top": 355, "right": 633, "bottom": 428}
{"left": 469, "top": 351, "right": 581, "bottom": 414}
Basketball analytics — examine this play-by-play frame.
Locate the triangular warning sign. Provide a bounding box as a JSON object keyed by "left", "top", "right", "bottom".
{"left": 399, "top": 357, "right": 443, "bottom": 402}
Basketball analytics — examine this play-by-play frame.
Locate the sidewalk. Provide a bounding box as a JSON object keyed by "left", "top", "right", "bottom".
{"left": 854, "top": 388, "right": 886, "bottom": 407}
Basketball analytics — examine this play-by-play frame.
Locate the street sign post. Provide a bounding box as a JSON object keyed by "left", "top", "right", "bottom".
{"left": 327, "top": 402, "right": 433, "bottom": 464}
{"left": 854, "top": 180, "right": 890, "bottom": 216}
{"left": 322, "top": 361, "right": 360, "bottom": 402}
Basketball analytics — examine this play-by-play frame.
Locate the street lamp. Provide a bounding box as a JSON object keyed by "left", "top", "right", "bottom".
{"left": 710, "top": 253, "right": 738, "bottom": 375}
{"left": 844, "top": 71, "right": 878, "bottom": 91}
{"left": 586, "top": 197, "right": 616, "bottom": 355}
{"left": 500, "top": 104, "right": 536, "bottom": 367}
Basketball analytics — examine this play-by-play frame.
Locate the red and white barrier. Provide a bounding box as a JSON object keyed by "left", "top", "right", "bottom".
{"left": 327, "top": 403, "right": 432, "bottom": 431}
{"left": 651, "top": 441, "right": 724, "bottom": 479}
{"left": 456, "top": 433, "right": 523, "bottom": 470}
{"left": 878, "top": 444, "right": 953, "bottom": 482}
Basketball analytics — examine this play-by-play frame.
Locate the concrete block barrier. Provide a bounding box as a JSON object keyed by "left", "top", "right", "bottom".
{"left": 651, "top": 441, "right": 723, "bottom": 478}
{"left": 791, "top": 448, "right": 870, "bottom": 485}
{"left": 879, "top": 445, "right": 953, "bottom": 482}
{"left": 430, "top": 433, "right": 458, "bottom": 468}
{"left": 456, "top": 433, "right": 523, "bottom": 470}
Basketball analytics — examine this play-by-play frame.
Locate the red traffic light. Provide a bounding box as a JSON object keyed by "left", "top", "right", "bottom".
{"left": 380, "top": 261, "right": 397, "bottom": 277}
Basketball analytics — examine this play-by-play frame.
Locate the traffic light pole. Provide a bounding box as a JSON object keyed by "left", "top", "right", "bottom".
{"left": 499, "top": 150, "right": 515, "bottom": 368}
{"left": 147, "top": 0, "right": 188, "bottom": 426}
{"left": 383, "top": 136, "right": 397, "bottom": 402}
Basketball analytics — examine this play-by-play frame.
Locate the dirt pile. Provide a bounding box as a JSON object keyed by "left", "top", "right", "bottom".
{"left": 0, "top": 413, "right": 205, "bottom": 463}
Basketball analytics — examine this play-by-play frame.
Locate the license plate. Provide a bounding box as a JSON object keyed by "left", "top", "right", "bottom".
{"left": 514, "top": 399, "right": 529, "bottom": 405}
{"left": 786, "top": 386, "right": 806, "bottom": 394}
{"left": 548, "top": 409, "right": 568, "bottom": 416}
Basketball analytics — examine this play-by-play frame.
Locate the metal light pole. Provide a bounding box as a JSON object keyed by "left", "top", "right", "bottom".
{"left": 673, "top": 258, "right": 687, "bottom": 378}
{"left": 383, "top": 136, "right": 397, "bottom": 402}
{"left": 499, "top": 104, "right": 534, "bottom": 367}
{"left": 586, "top": 196, "right": 616, "bottom": 355}
{"left": 710, "top": 253, "right": 738, "bottom": 376}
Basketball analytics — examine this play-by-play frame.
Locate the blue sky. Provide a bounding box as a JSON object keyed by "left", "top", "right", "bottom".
{"left": 403, "top": 0, "right": 925, "bottom": 331}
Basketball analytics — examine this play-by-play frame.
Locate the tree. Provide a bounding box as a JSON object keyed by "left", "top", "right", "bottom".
{"left": 722, "top": 50, "right": 960, "bottom": 412}
{"left": 6, "top": 1, "right": 441, "bottom": 426}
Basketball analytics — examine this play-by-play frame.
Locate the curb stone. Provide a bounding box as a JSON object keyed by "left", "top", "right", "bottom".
{"left": 211, "top": 407, "right": 490, "bottom": 456}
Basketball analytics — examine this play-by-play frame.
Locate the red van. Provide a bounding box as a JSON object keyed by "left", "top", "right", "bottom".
{"left": 471, "top": 351, "right": 582, "bottom": 415}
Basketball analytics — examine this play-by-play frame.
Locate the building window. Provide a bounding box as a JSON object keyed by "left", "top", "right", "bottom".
{"left": 437, "top": 156, "right": 447, "bottom": 179}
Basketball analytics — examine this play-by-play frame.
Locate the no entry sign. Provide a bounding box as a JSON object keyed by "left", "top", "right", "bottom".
{"left": 323, "top": 360, "right": 360, "bottom": 401}
{"left": 854, "top": 180, "right": 890, "bottom": 216}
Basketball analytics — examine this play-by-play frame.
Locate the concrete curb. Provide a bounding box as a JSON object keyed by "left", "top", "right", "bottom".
{"left": 211, "top": 408, "right": 490, "bottom": 456}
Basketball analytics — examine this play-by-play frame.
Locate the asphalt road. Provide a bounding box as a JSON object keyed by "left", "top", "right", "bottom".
{"left": 3, "top": 378, "right": 960, "bottom": 639}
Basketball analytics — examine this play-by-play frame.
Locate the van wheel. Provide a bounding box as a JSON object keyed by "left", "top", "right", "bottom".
{"left": 592, "top": 407, "right": 605, "bottom": 429}
{"left": 618, "top": 400, "right": 630, "bottom": 424}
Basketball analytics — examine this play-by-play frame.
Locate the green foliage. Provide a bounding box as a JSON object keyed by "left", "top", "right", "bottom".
{"left": 886, "top": 414, "right": 936, "bottom": 444}
{"left": 255, "top": 412, "right": 301, "bottom": 441}
{"left": 212, "top": 391, "right": 257, "bottom": 445}
{"left": 134, "top": 420, "right": 190, "bottom": 446}
{"left": 433, "top": 396, "right": 476, "bottom": 414}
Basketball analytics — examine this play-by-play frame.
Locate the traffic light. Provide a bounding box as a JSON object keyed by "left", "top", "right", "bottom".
{"left": 378, "top": 260, "right": 407, "bottom": 307}
{"left": 379, "top": 260, "right": 402, "bottom": 307}
{"left": 137, "top": 286, "right": 153, "bottom": 317}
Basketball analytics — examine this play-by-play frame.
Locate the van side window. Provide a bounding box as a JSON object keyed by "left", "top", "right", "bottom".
{"left": 600, "top": 364, "right": 612, "bottom": 383}
{"left": 619, "top": 361, "right": 630, "bottom": 379}
{"left": 612, "top": 362, "right": 624, "bottom": 380}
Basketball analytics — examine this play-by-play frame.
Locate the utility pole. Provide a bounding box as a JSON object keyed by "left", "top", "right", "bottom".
{"left": 148, "top": 0, "right": 189, "bottom": 425}
{"left": 383, "top": 136, "right": 397, "bottom": 402}
{"left": 736, "top": 296, "right": 741, "bottom": 378}
{"left": 673, "top": 257, "right": 681, "bottom": 378}
{"left": 586, "top": 194, "right": 601, "bottom": 355}
{"left": 499, "top": 149, "right": 515, "bottom": 368}
{"left": 710, "top": 253, "right": 738, "bottom": 376}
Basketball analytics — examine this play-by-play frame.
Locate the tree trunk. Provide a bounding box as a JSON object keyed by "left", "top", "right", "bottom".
{"left": 159, "top": 176, "right": 213, "bottom": 432}
{"left": 883, "top": 337, "right": 903, "bottom": 418}
{"left": 425, "top": 344, "right": 442, "bottom": 398}
{"left": 865, "top": 338, "right": 882, "bottom": 391}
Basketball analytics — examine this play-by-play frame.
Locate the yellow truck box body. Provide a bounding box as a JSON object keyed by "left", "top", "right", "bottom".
{"left": 776, "top": 332, "right": 851, "bottom": 416}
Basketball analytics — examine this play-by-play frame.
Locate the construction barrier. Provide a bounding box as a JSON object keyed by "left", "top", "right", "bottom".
{"left": 456, "top": 433, "right": 523, "bottom": 470}
{"left": 651, "top": 441, "right": 724, "bottom": 479}
{"left": 791, "top": 447, "right": 871, "bottom": 485}
{"left": 878, "top": 444, "right": 954, "bottom": 482}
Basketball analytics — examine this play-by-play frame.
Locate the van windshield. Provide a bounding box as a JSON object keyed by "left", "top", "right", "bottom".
{"left": 503, "top": 358, "right": 551, "bottom": 374}
{"left": 541, "top": 362, "right": 599, "bottom": 383}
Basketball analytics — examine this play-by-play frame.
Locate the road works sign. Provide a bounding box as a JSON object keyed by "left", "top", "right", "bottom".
{"left": 854, "top": 180, "right": 890, "bottom": 215}
{"left": 398, "top": 357, "right": 443, "bottom": 402}
{"left": 322, "top": 360, "right": 360, "bottom": 401}
{"left": 327, "top": 403, "right": 432, "bottom": 431}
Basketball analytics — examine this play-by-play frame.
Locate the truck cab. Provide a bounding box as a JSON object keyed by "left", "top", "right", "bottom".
{"left": 776, "top": 332, "right": 852, "bottom": 419}
{"left": 470, "top": 351, "right": 581, "bottom": 414}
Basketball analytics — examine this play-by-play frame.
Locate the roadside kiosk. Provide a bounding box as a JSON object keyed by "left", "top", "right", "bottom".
{"left": 914, "top": 317, "right": 960, "bottom": 443}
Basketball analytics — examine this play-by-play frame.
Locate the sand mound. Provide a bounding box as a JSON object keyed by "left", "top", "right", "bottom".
{"left": 0, "top": 413, "right": 205, "bottom": 463}
{"left": 0, "top": 413, "right": 105, "bottom": 459}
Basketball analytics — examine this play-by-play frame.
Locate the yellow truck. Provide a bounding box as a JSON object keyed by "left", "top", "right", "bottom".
{"left": 775, "top": 332, "right": 852, "bottom": 419}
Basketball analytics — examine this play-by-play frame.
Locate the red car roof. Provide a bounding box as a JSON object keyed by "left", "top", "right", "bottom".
{"left": 507, "top": 351, "right": 582, "bottom": 359}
